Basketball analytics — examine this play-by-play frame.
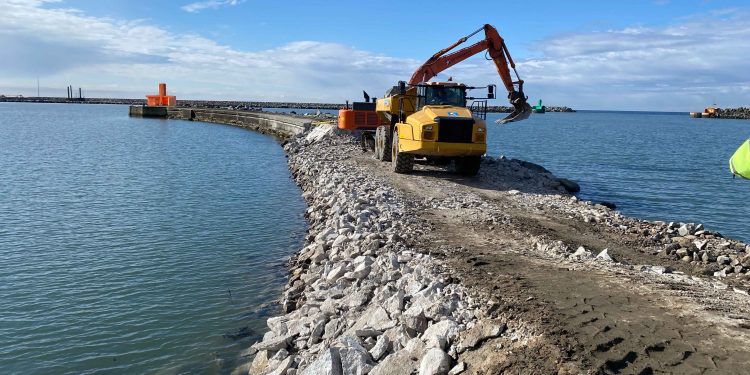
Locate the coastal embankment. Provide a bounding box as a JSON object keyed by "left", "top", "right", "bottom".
{"left": 233, "top": 123, "right": 750, "bottom": 374}
{"left": 126, "top": 108, "right": 750, "bottom": 373}
{"left": 715, "top": 107, "right": 750, "bottom": 119}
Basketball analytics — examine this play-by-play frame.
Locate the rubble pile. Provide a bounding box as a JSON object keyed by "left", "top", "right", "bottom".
{"left": 245, "top": 127, "right": 507, "bottom": 375}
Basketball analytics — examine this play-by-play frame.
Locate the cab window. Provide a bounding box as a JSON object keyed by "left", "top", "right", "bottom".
{"left": 424, "top": 87, "right": 465, "bottom": 106}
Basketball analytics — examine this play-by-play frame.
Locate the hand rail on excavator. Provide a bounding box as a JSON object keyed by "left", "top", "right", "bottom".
{"left": 408, "top": 24, "right": 532, "bottom": 124}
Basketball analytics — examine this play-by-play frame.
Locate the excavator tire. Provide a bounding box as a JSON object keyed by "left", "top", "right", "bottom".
{"left": 454, "top": 156, "right": 481, "bottom": 176}
{"left": 391, "top": 131, "right": 413, "bottom": 174}
{"left": 375, "top": 126, "right": 392, "bottom": 162}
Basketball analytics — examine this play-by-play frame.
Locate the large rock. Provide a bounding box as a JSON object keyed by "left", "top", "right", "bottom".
{"left": 370, "top": 338, "right": 425, "bottom": 375}
{"left": 457, "top": 320, "right": 506, "bottom": 353}
{"left": 418, "top": 348, "right": 452, "bottom": 375}
{"left": 384, "top": 289, "right": 405, "bottom": 316}
{"left": 448, "top": 362, "right": 466, "bottom": 375}
{"left": 266, "top": 355, "right": 295, "bottom": 375}
{"left": 351, "top": 263, "right": 372, "bottom": 280}
{"left": 403, "top": 306, "right": 428, "bottom": 335}
{"left": 596, "top": 249, "right": 615, "bottom": 262}
{"left": 421, "top": 320, "right": 459, "bottom": 350}
{"left": 252, "top": 334, "right": 293, "bottom": 352}
{"left": 332, "top": 234, "right": 350, "bottom": 248}
{"left": 300, "top": 348, "right": 343, "bottom": 375}
{"left": 558, "top": 178, "right": 580, "bottom": 193}
{"left": 250, "top": 350, "right": 270, "bottom": 374}
{"left": 327, "top": 264, "right": 348, "bottom": 282}
{"left": 351, "top": 305, "right": 396, "bottom": 333}
{"left": 336, "top": 336, "right": 374, "bottom": 375}
{"left": 369, "top": 335, "right": 391, "bottom": 361}
{"left": 308, "top": 319, "right": 326, "bottom": 345}
{"left": 369, "top": 349, "right": 418, "bottom": 375}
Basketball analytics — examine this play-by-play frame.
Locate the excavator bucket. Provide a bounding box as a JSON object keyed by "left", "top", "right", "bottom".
{"left": 496, "top": 101, "right": 532, "bottom": 124}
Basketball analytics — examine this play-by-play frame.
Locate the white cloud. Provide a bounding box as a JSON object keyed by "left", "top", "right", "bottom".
{"left": 1, "top": 1, "right": 750, "bottom": 110}
{"left": 445, "top": 9, "right": 750, "bottom": 110}
{"left": 181, "top": 0, "right": 245, "bottom": 13}
{"left": 0, "top": 0, "right": 417, "bottom": 101}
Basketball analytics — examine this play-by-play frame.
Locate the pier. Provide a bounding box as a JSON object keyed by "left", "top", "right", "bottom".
{"left": 129, "top": 106, "right": 311, "bottom": 138}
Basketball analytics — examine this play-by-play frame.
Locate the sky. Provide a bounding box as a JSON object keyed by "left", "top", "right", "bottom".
{"left": 1, "top": 0, "right": 749, "bottom": 111}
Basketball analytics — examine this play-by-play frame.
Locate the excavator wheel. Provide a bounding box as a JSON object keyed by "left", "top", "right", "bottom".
{"left": 391, "top": 131, "right": 413, "bottom": 174}
{"left": 454, "top": 156, "right": 481, "bottom": 176}
{"left": 375, "top": 126, "right": 392, "bottom": 162}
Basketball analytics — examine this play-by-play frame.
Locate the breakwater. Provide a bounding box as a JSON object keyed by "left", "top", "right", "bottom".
{"left": 487, "top": 105, "right": 575, "bottom": 113}
{"left": 242, "top": 128, "right": 521, "bottom": 374}
{"left": 124, "top": 107, "right": 750, "bottom": 372}
{"left": 714, "top": 107, "right": 750, "bottom": 120}
{"left": 121, "top": 106, "right": 750, "bottom": 372}
{"left": 129, "top": 106, "right": 311, "bottom": 138}
{"left": 240, "top": 124, "right": 750, "bottom": 373}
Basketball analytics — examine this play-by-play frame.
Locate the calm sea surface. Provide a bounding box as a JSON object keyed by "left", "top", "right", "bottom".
{"left": 0, "top": 103, "right": 306, "bottom": 374}
{"left": 486, "top": 110, "right": 750, "bottom": 242}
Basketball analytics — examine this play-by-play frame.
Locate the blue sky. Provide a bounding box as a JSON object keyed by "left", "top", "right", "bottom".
{"left": 1, "top": 0, "right": 749, "bottom": 110}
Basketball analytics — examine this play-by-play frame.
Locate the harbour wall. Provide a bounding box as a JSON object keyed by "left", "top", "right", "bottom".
{"left": 129, "top": 106, "right": 311, "bottom": 138}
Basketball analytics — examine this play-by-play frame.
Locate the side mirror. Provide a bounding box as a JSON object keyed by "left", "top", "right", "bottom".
{"left": 487, "top": 84, "right": 495, "bottom": 99}
{"left": 398, "top": 81, "right": 406, "bottom": 95}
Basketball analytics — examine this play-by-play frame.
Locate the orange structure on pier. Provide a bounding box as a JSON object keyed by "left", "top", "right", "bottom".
{"left": 146, "top": 83, "right": 176, "bottom": 107}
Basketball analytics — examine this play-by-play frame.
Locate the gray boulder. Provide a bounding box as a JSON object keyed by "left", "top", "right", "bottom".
{"left": 418, "top": 348, "right": 452, "bottom": 375}
{"left": 457, "top": 320, "right": 506, "bottom": 353}
{"left": 300, "top": 348, "right": 343, "bottom": 375}
{"left": 422, "top": 320, "right": 459, "bottom": 350}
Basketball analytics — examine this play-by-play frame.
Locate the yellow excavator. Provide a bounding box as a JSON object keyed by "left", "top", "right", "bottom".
{"left": 373, "top": 24, "right": 532, "bottom": 175}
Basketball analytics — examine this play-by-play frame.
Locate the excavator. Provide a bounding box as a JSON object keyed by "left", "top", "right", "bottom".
{"left": 368, "top": 23, "right": 532, "bottom": 175}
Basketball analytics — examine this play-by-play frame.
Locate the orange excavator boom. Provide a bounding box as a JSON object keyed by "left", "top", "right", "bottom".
{"left": 409, "top": 24, "right": 531, "bottom": 123}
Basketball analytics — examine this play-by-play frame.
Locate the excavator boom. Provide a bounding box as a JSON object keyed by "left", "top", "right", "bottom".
{"left": 409, "top": 24, "right": 531, "bottom": 124}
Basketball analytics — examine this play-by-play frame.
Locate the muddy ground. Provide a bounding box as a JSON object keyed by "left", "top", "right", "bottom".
{"left": 344, "top": 145, "right": 750, "bottom": 374}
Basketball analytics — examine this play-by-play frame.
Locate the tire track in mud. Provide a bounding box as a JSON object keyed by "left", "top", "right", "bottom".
{"left": 351, "top": 153, "right": 750, "bottom": 374}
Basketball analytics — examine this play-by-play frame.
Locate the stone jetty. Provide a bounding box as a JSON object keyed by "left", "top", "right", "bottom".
{"left": 237, "top": 124, "right": 750, "bottom": 374}
{"left": 714, "top": 107, "right": 750, "bottom": 120}
{"left": 122, "top": 105, "right": 750, "bottom": 373}
{"left": 486, "top": 105, "right": 575, "bottom": 113}
{"left": 243, "top": 127, "right": 506, "bottom": 374}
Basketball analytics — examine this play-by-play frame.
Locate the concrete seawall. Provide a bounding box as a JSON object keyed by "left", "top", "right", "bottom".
{"left": 129, "top": 106, "right": 311, "bottom": 138}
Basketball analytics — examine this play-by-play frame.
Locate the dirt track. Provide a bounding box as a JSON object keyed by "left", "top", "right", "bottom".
{"left": 350, "top": 150, "right": 750, "bottom": 374}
